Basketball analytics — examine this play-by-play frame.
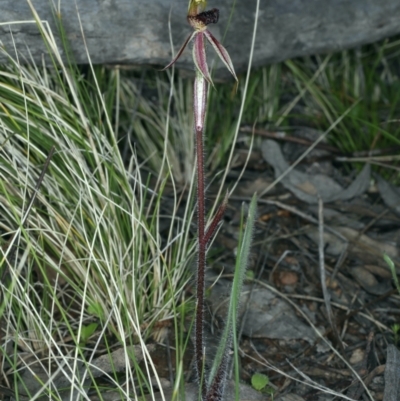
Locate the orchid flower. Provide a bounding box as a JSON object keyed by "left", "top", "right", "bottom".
{"left": 163, "top": 2, "right": 239, "bottom": 400}
{"left": 163, "top": 1, "right": 237, "bottom": 88}
{"left": 163, "top": 0, "right": 237, "bottom": 132}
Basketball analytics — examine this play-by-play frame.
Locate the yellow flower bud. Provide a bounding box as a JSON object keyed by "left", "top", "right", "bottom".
{"left": 188, "top": 0, "right": 207, "bottom": 17}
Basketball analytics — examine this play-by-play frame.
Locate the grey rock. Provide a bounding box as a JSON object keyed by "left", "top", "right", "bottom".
{"left": 376, "top": 174, "right": 400, "bottom": 216}
{"left": 383, "top": 345, "right": 400, "bottom": 401}
{"left": 211, "top": 280, "right": 318, "bottom": 343}
{"left": 1, "top": 0, "right": 400, "bottom": 77}
{"left": 262, "top": 140, "right": 371, "bottom": 204}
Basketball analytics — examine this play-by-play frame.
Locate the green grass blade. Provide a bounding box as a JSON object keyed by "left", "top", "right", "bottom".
{"left": 208, "top": 193, "right": 257, "bottom": 391}
{"left": 384, "top": 253, "right": 400, "bottom": 295}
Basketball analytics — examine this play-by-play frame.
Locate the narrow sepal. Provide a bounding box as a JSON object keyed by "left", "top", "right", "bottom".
{"left": 204, "top": 30, "right": 238, "bottom": 82}
{"left": 161, "top": 31, "right": 196, "bottom": 71}
{"left": 204, "top": 193, "right": 228, "bottom": 247}
{"left": 193, "top": 31, "right": 213, "bottom": 86}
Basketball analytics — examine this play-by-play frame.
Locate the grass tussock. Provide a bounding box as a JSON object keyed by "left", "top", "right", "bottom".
{"left": 0, "top": 15, "right": 199, "bottom": 400}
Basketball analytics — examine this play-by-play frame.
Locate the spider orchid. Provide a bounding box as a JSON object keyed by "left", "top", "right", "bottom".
{"left": 163, "top": 1, "right": 237, "bottom": 89}
{"left": 163, "top": 0, "right": 238, "bottom": 133}
{"left": 163, "top": 2, "right": 240, "bottom": 400}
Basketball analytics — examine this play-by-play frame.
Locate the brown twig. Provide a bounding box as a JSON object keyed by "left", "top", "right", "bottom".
{"left": 240, "top": 125, "right": 342, "bottom": 154}
{"left": 240, "top": 125, "right": 400, "bottom": 159}
{"left": 318, "top": 197, "right": 347, "bottom": 357}
{"left": 347, "top": 332, "right": 376, "bottom": 400}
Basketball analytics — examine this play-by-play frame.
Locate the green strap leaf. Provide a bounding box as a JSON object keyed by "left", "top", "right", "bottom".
{"left": 208, "top": 193, "right": 257, "bottom": 393}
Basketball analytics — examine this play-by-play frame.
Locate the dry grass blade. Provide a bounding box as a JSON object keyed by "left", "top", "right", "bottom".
{"left": 1, "top": 146, "right": 54, "bottom": 283}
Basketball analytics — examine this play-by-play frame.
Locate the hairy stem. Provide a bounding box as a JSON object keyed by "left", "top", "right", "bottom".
{"left": 195, "top": 124, "right": 207, "bottom": 399}
{"left": 194, "top": 69, "right": 208, "bottom": 399}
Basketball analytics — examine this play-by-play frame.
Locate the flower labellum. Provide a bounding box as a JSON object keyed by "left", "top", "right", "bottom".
{"left": 188, "top": 8, "right": 219, "bottom": 27}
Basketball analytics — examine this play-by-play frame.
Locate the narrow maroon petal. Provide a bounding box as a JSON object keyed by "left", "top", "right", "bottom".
{"left": 161, "top": 31, "right": 196, "bottom": 71}
{"left": 193, "top": 31, "right": 213, "bottom": 86}
{"left": 204, "top": 30, "right": 238, "bottom": 81}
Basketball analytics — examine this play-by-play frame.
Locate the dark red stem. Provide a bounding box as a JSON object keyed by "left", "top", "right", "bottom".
{"left": 195, "top": 126, "right": 207, "bottom": 399}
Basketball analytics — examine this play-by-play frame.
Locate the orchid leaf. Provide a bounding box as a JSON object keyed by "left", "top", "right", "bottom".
{"left": 208, "top": 194, "right": 257, "bottom": 398}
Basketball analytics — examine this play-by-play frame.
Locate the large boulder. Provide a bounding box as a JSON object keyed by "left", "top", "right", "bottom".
{"left": 1, "top": 0, "right": 400, "bottom": 77}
